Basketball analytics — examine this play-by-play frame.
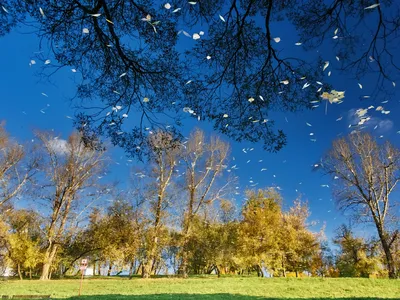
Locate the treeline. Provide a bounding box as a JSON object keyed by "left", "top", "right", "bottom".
{"left": 0, "top": 124, "right": 399, "bottom": 280}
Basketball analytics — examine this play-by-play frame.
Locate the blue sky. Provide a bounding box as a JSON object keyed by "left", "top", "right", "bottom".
{"left": 1, "top": 15, "right": 399, "bottom": 242}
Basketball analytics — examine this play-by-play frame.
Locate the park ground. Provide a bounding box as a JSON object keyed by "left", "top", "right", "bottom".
{"left": 0, "top": 277, "right": 399, "bottom": 299}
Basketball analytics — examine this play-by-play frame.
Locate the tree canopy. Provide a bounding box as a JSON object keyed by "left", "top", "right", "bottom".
{"left": 1, "top": 0, "right": 399, "bottom": 155}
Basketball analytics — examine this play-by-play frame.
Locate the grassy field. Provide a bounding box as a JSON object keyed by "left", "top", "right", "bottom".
{"left": 0, "top": 276, "right": 399, "bottom": 299}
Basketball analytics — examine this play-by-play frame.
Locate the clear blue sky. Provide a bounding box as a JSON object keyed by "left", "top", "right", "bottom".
{"left": 1, "top": 16, "right": 399, "bottom": 241}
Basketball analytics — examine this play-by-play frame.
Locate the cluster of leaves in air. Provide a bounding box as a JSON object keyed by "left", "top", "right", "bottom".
{"left": 1, "top": 0, "right": 399, "bottom": 155}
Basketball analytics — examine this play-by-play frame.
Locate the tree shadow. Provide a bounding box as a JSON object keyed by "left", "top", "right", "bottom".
{"left": 64, "top": 295, "right": 397, "bottom": 300}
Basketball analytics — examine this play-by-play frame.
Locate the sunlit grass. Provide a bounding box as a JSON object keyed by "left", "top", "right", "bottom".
{"left": 0, "top": 276, "right": 399, "bottom": 299}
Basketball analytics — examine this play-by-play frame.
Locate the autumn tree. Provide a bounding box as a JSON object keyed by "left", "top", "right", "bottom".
{"left": 321, "top": 132, "right": 399, "bottom": 278}
{"left": 0, "top": 122, "right": 37, "bottom": 209}
{"left": 334, "top": 225, "right": 382, "bottom": 277}
{"left": 139, "top": 131, "right": 180, "bottom": 278}
{"left": 35, "top": 131, "right": 106, "bottom": 280}
{"left": 279, "top": 200, "right": 320, "bottom": 277}
{"left": 238, "top": 188, "right": 282, "bottom": 277}
{"left": 179, "top": 128, "right": 232, "bottom": 277}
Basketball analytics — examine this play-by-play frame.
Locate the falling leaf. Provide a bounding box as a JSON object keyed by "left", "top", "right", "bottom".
{"left": 188, "top": 1, "right": 197, "bottom": 4}
{"left": 392, "top": 81, "right": 396, "bottom": 87}
{"left": 323, "top": 61, "right": 329, "bottom": 71}
{"left": 259, "top": 95, "right": 264, "bottom": 101}
{"left": 2, "top": 6, "right": 8, "bottom": 13}
{"left": 71, "top": 69, "right": 77, "bottom": 72}
{"left": 280, "top": 80, "right": 289, "bottom": 85}
{"left": 119, "top": 72, "right": 127, "bottom": 78}
{"left": 41, "top": 93, "right": 48, "bottom": 97}
{"left": 334, "top": 28, "right": 339, "bottom": 35}
{"left": 164, "top": 3, "right": 171, "bottom": 9}
{"left": 39, "top": 7, "right": 45, "bottom": 18}
{"left": 328, "top": 71, "right": 331, "bottom": 76}
{"left": 143, "top": 97, "right": 150, "bottom": 103}
{"left": 336, "top": 56, "right": 340, "bottom": 61}
{"left": 82, "top": 28, "right": 89, "bottom": 34}
{"left": 192, "top": 33, "right": 201, "bottom": 40}
{"left": 295, "top": 42, "right": 302, "bottom": 46}
{"left": 181, "top": 31, "right": 191, "bottom": 37}
{"left": 223, "top": 114, "right": 228, "bottom": 118}
{"left": 248, "top": 97, "right": 255, "bottom": 103}
{"left": 302, "top": 82, "right": 310, "bottom": 89}
{"left": 30, "top": 60, "right": 36, "bottom": 65}
{"left": 273, "top": 37, "right": 281, "bottom": 43}
{"left": 206, "top": 55, "right": 211, "bottom": 60}
{"left": 358, "top": 83, "right": 362, "bottom": 89}
{"left": 332, "top": 36, "right": 338, "bottom": 39}
{"left": 306, "top": 122, "right": 312, "bottom": 127}
{"left": 90, "top": 13, "right": 101, "bottom": 17}
{"left": 141, "top": 14, "right": 151, "bottom": 21}
{"left": 186, "top": 80, "right": 192, "bottom": 84}
{"left": 106, "top": 19, "right": 114, "bottom": 24}
{"left": 173, "top": 8, "right": 181, "bottom": 13}
{"left": 364, "top": 3, "right": 380, "bottom": 10}
{"left": 219, "top": 14, "right": 226, "bottom": 22}
{"left": 122, "top": 114, "right": 128, "bottom": 118}
{"left": 44, "top": 59, "right": 51, "bottom": 65}
{"left": 316, "top": 81, "right": 323, "bottom": 85}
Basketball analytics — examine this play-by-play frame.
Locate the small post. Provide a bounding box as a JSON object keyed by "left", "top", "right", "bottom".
{"left": 78, "top": 258, "right": 88, "bottom": 297}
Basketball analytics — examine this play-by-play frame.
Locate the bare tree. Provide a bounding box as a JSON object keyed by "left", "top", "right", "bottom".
{"left": 140, "top": 131, "right": 180, "bottom": 278}
{"left": 321, "top": 132, "right": 399, "bottom": 278}
{"left": 179, "top": 128, "right": 232, "bottom": 277}
{"left": 0, "top": 122, "right": 37, "bottom": 209}
{"left": 35, "top": 131, "right": 106, "bottom": 280}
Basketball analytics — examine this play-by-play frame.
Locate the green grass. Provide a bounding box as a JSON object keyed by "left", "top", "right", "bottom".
{"left": 0, "top": 276, "right": 399, "bottom": 299}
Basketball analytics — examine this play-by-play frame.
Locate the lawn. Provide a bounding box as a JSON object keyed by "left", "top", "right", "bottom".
{"left": 0, "top": 276, "right": 399, "bottom": 299}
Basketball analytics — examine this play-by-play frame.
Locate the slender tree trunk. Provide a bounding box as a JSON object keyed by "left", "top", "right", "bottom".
{"left": 375, "top": 223, "right": 397, "bottom": 279}
{"left": 40, "top": 244, "right": 58, "bottom": 280}
{"left": 97, "top": 261, "right": 101, "bottom": 276}
{"left": 107, "top": 264, "right": 112, "bottom": 276}
{"left": 29, "top": 268, "right": 32, "bottom": 279}
{"left": 17, "top": 263, "right": 23, "bottom": 280}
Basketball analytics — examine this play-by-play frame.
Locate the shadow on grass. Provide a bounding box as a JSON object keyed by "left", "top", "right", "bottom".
{"left": 62, "top": 295, "right": 397, "bottom": 300}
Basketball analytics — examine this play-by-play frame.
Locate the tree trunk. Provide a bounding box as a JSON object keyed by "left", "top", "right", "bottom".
{"left": 107, "top": 264, "right": 112, "bottom": 276}
{"left": 40, "top": 244, "right": 58, "bottom": 280}
{"left": 97, "top": 261, "right": 101, "bottom": 276}
{"left": 29, "top": 268, "right": 32, "bottom": 279}
{"left": 376, "top": 224, "right": 397, "bottom": 279}
{"left": 141, "top": 261, "right": 150, "bottom": 278}
{"left": 17, "top": 263, "right": 23, "bottom": 280}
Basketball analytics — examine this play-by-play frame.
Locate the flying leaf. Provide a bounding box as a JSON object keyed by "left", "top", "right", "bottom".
{"left": 248, "top": 97, "right": 255, "bottom": 103}
{"left": 364, "top": 3, "right": 380, "bottom": 10}
{"left": 223, "top": 114, "right": 228, "bottom": 118}
{"left": 295, "top": 42, "right": 302, "bottom": 46}
{"left": 358, "top": 83, "right": 362, "bottom": 89}
{"left": 39, "top": 7, "right": 45, "bottom": 18}
{"left": 280, "top": 80, "right": 289, "bottom": 85}
{"left": 302, "top": 82, "right": 310, "bottom": 89}
{"left": 334, "top": 28, "right": 339, "bottom": 35}
{"left": 2, "top": 6, "right": 8, "bottom": 13}
{"left": 143, "top": 97, "right": 150, "bottom": 103}
{"left": 219, "top": 14, "right": 225, "bottom": 22}
{"left": 206, "top": 55, "right": 211, "bottom": 60}
{"left": 323, "top": 61, "right": 329, "bottom": 71}
{"left": 188, "top": 1, "right": 197, "bottom": 4}
{"left": 82, "top": 28, "right": 89, "bottom": 34}
{"left": 106, "top": 19, "right": 114, "bottom": 24}
{"left": 273, "top": 37, "right": 281, "bottom": 43}
{"left": 193, "top": 33, "right": 201, "bottom": 40}
{"left": 164, "top": 3, "right": 171, "bottom": 9}
{"left": 44, "top": 59, "right": 51, "bottom": 65}
{"left": 90, "top": 13, "right": 101, "bottom": 17}
{"left": 336, "top": 56, "right": 340, "bottom": 61}
{"left": 173, "top": 8, "right": 181, "bottom": 13}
